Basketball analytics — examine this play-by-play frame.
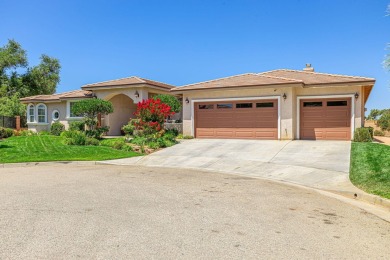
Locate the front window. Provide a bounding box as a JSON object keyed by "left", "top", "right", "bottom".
{"left": 52, "top": 110, "right": 60, "bottom": 121}
{"left": 28, "top": 104, "right": 35, "bottom": 122}
{"left": 70, "top": 102, "right": 82, "bottom": 117}
{"left": 37, "top": 104, "right": 47, "bottom": 123}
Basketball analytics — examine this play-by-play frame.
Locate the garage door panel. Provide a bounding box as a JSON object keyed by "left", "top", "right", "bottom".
{"left": 300, "top": 98, "right": 351, "bottom": 140}
{"left": 195, "top": 99, "right": 278, "bottom": 139}
{"left": 325, "top": 129, "right": 349, "bottom": 139}
{"left": 196, "top": 129, "right": 216, "bottom": 138}
{"left": 302, "top": 121, "right": 324, "bottom": 128}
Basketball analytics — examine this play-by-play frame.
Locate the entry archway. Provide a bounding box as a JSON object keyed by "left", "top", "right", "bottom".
{"left": 105, "top": 94, "right": 136, "bottom": 136}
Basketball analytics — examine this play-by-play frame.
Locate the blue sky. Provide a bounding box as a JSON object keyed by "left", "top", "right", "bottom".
{"left": 1, "top": 0, "right": 389, "bottom": 111}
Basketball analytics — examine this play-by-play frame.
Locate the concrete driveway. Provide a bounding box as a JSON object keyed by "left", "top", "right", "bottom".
{"left": 104, "top": 139, "right": 356, "bottom": 193}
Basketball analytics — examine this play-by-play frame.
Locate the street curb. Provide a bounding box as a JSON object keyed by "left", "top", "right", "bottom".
{"left": 0, "top": 161, "right": 98, "bottom": 168}
{"left": 328, "top": 190, "right": 390, "bottom": 211}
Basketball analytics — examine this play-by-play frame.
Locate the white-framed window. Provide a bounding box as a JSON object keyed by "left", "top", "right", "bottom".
{"left": 28, "top": 104, "right": 35, "bottom": 123}
{"left": 52, "top": 110, "right": 60, "bottom": 121}
{"left": 37, "top": 103, "right": 47, "bottom": 123}
{"left": 66, "top": 100, "right": 83, "bottom": 119}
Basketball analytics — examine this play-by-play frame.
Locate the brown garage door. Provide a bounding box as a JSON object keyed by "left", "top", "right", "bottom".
{"left": 300, "top": 98, "right": 351, "bottom": 140}
{"left": 195, "top": 99, "right": 278, "bottom": 139}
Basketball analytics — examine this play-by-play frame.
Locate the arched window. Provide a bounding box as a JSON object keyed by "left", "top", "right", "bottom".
{"left": 28, "top": 104, "right": 35, "bottom": 123}
{"left": 37, "top": 104, "right": 47, "bottom": 123}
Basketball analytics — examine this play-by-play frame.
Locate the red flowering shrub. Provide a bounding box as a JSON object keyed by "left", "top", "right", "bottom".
{"left": 133, "top": 99, "right": 173, "bottom": 135}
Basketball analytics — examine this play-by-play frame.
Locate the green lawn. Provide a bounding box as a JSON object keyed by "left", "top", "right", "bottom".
{"left": 350, "top": 142, "right": 390, "bottom": 199}
{"left": 0, "top": 135, "right": 140, "bottom": 163}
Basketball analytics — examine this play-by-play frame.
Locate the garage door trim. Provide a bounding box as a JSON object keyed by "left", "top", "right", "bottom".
{"left": 190, "top": 96, "right": 281, "bottom": 139}
{"left": 296, "top": 94, "right": 355, "bottom": 140}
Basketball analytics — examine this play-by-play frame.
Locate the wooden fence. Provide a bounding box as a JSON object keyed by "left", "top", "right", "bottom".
{"left": 0, "top": 116, "right": 27, "bottom": 130}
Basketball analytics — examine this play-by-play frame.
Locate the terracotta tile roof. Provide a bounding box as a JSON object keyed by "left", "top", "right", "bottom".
{"left": 20, "top": 90, "right": 93, "bottom": 103}
{"left": 171, "top": 73, "right": 302, "bottom": 91}
{"left": 82, "top": 76, "right": 175, "bottom": 89}
{"left": 259, "top": 69, "right": 375, "bottom": 85}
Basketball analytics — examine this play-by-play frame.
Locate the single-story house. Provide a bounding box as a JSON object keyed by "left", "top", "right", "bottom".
{"left": 20, "top": 65, "right": 375, "bottom": 140}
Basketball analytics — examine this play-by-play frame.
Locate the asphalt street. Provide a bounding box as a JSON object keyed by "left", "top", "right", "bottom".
{"left": 0, "top": 165, "right": 389, "bottom": 259}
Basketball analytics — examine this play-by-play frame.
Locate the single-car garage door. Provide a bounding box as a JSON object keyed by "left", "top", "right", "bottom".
{"left": 195, "top": 99, "right": 278, "bottom": 139}
{"left": 300, "top": 98, "right": 351, "bottom": 140}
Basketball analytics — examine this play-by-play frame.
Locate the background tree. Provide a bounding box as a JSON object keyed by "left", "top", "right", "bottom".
{"left": 367, "top": 109, "right": 382, "bottom": 120}
{"left": 377, "top": 110, "right": 390, "bottom": 131}
{"left": 72, "top": 98, "right": 114, "bottom": 131}
{"left": 0, "top": 93, "right": 26, "bottom": 116}
{"left": 0, "top": 39, "right": 61, "bottom": 116}
{"left": 152, "top": 94, "right": 181, "bottom": 113}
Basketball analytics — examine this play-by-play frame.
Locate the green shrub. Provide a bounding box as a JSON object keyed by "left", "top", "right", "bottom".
{"left": 112, "top": 140, "right": 126, "bottom": 150}
{"left": 85, "top": 137, "right": 100, "bottom": 146}
{"left": 0, "top": 127, "right": 14, "bottom": 138}
{"left": 122, "top": 119, "right": 139, "bottom": 136}
{"left": 147, "top": 142, "right": 160, "bottom": 149}
{"left": 85, "top": 126, "right": 109, "bottom": 139}
{"left": 19, "top": 130, "right": 36, "bottom": 136}
{"left": 366, "top": 126, "right": 374, "bottom": 139}
{"left": 374, "top": 130, "right": 385, "bottom": 136}
{"left": 69, "top": 121, "right": 85, "bottom": 131}
{"left": 176, "top": 133, "right": 194, "bottom": 139}
{"left": 165, "top": 128, "right": 179, "bottom": 137}
{"left": 353, "top": 128, "right": 373, "bottom": 142}
{"left": 121, "top": 145, "right": 133, "bottom": 152}
{"left": 38, "top": 131, "right": 51, "bottom": 136}
{"left": 130, "top": 136, "right": 147, "bottom": 146}
{"left": 63, "top": 131, "right": 87, "bottom": 145}
{"left": 50, "top": 122, "right": 65, "bottom": 136}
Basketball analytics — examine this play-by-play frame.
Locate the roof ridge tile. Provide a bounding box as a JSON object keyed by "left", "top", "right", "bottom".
{"left": 275, "top": 69, "right": 375, "bottom": 80}
{"left": 179, "top": 73, "right": 256, "bottom": 88}
{"left": 83, "top": 76, "right": 138, "bottom": 87}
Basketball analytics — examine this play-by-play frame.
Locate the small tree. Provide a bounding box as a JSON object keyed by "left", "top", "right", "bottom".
{"left": 152, "top": 94, "right": 181, "bottom": 113}
{"left": 72, "top": 98, "right": 113, "bottom": 130}
{"left": 133, "top": 99, "right": 173, "bottom": 135}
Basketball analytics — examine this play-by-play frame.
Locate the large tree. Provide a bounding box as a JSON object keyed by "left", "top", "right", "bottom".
{"left": 0, "top": 39, "right": 61, "bottom": 116}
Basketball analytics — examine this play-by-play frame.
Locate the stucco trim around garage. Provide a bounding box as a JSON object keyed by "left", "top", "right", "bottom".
{"left": 190, "top": 96, "right": 281, "bottom": 139}
{"left": 296, "top": 94, "right": 355, "bottom": 140}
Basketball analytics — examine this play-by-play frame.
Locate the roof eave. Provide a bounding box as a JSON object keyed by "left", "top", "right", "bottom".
{"left": 303, "top": 80, "right": 375, "bottom": 88}
{"left": 170, "top": 82, "right": 303, "bottom": 93}
{"left": 82, "top": 83, "right": 173, "bottom": 91}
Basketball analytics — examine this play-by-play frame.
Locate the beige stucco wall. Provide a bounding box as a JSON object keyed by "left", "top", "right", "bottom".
{"left": 181, "top": 84, "right": 364, "bottom": 140}
{"left": 104, "top": 94, "right": 137, "bottom": 136}
{"left": 27, "top": 101, "right": 69, "bottom": 132}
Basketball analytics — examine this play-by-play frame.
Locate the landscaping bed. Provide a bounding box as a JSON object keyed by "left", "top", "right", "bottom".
{"left": 350, "top": 142, "right": 390, "bottom": 199}
{"left": 0, "top": 135, "right": 140, "bottom": 163}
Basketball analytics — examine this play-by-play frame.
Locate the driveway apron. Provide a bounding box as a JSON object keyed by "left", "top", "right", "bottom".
{"left": 103, "top": 139, "right": 358, "bottom": 194}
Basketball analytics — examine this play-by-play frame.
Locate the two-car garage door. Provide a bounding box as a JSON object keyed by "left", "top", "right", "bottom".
{"left": 194, "top": 97, "right": 352, "bottom": 141}
{"left": 195, "top": 99, "right": 278, "bottom": 139}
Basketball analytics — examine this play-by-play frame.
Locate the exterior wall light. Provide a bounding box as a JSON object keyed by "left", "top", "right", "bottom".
{"left": 185, "top": 97, "right": 189, "bottom": 104}
{"left": 282, "top": 93, "right": 287, "bottom": 100}
{"left": 135, "top": 91, "right": 139, "bottom": 98}
{"left": 354, "top": 92, "right": 359, "bottom": 100}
